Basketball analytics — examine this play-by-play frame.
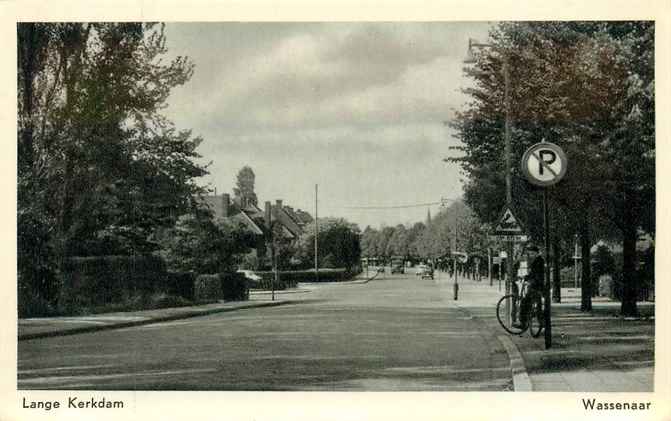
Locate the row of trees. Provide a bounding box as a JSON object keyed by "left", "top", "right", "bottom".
{"left": 451, "top": 22, "right": 654, "bottom": 315}
{"left": 360, "top": 201, "right": 490, "bottom": 262}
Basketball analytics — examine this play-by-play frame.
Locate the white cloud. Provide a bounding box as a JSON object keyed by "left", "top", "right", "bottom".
{"left": 163, "top": 22, "right": 493, "bottom": 228}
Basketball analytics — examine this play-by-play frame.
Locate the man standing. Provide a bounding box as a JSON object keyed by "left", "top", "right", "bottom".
{"left": 515, "top": 245, "right": 545, "bottom": 330}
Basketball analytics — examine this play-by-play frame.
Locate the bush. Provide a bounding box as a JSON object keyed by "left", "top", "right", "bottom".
{"left": 60, "top": 255, "right": 167, "bottom": 309}
{"left": 252, "top": 271, "right": 290, "bottom": 290}
{"left": 194, "top": 274, "right": 222, "bottom": 301}
{"left": 85, "top": 293, "right": 194, "bottom": 314}
{"left": 18, "top": 290, "right": 60, "bottom": 318}
{"left": 221, "top": 272, "right": 248, "bottom": 301}
{"left": 162, "top": 272, "right": 196, "bottom": 301}
{"left": 252, "top": 269, "right": 352, "bottom": 289}
{"left": 147, "top": 292, "right": 193, "bottom": 309}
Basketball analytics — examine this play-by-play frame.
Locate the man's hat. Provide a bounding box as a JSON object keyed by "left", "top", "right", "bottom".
{"left": 527, "top": 245, "right": 540, "bottom": 253}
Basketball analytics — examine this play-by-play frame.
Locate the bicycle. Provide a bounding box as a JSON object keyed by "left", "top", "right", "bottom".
{"left": 496, "top": 279, "right": 544, "bottom": 337}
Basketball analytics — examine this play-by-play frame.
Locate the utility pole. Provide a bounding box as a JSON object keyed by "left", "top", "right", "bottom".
{"left": 315, "top": 184, "right": 319, "bottom": 282}
{"left": 453, "top": 214, "right": 459, "bottom": 300}
{"left": 464, "top": 39, "right": 515, "bottom": 298}
{"left": 502, "top": 56, "right": 516, "bottom": 323}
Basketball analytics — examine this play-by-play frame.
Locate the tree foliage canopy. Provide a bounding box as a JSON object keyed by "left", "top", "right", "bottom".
{"left": 450, "top": 21, "right": 654, "bottom": 315}
{"left": 18, "top": 23, "right": 208, "bottom": 304}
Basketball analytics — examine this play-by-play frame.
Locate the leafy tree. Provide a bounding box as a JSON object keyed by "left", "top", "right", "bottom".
{"left": 360, "top": 226, "right": 377, "bottom": 257}
{"left": 298, "top": 218, "right": 361, "bottom": 271}
{"left": 17, "top": 23, "right": 206, "bottom": 305}
{"left": 159, "top": 209, "right": 254, "bottom": 274}
{"left": 233, "top": 166, "right": 258, "bottom": 207}
{"left": 451, "top": 22, "right": 654, "bottom": 316}
{"left": 386, "top": 224, "right": 410, "bottom": 257}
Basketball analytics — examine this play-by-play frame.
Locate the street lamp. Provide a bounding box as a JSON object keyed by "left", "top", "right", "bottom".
{"left": 463, "top": 38, "right": 515, "bottom": 301}
{"left": 440, "top": 197, "right": 460, "bottom": 300}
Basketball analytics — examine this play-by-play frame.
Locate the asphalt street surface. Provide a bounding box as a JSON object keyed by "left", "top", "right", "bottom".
{"left": 18, "top": 271, "right": 513, "bottom": 391}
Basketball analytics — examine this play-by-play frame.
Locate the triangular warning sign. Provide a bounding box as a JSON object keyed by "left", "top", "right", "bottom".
{"left": 494, "top": 207, "right": 525, "bottom": 235}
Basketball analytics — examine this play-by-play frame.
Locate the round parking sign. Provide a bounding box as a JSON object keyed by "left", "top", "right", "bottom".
{"left": 521, "top": 142, "right": 567, "bottom": 187}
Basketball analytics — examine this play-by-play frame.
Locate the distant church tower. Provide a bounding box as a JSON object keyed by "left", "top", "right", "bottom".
{"left": 426, "top": 208, "right": 432, "bottom": 225}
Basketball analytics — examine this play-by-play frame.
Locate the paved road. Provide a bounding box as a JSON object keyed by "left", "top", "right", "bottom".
{"left": 18, "top": 271, "right": 512, "bottom": 390}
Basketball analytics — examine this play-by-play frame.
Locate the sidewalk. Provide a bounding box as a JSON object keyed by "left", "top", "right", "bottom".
{"left": 435, "top": 274, "right": 655, "bottom": 391}
{"left": 18, "top": 289, "right": 309, "bottom": 341}
{"left": 18, "top": 276, "right": 380, "bottom": 342}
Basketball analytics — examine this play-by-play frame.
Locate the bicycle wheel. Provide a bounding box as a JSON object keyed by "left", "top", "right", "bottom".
{"left": 528, "top": 292, "right": 544, "bottom": 338}
{"left": 496, "top": 294, "right": 524, "bottom": 335}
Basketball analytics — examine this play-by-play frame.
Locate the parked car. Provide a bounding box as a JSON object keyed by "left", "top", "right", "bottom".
{"left": 417, "top": 264, "right": 434, "bottom": 279}
{"left": 237, "top": 270, "right": 262, "bottom": 288}
{"left": 390, "top": 257, "right": 405, "bottom": 274}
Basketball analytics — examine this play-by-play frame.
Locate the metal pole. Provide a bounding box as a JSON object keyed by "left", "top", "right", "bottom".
{"left": 503, "top": 57, "right": 514, "bottom": 321}
{"left": 315, "top": 184, "right": 319, "bottom": 282}
{"left": 498, "top": 259, "right": 502, "bottom": 291}
{"left": 271, "top": 240, "right": 276, "bottom": 301}
{"left": 453, "top": 214, "right": 459, "bottom": 300}
{"left": 574, "top": 234, "right": 579, "bottom": 289}
{"left": 543, "top": 189, "right": 552, "bottom": 349}
{"left": 488, "top": 248, "right": 493, "bottom": 286}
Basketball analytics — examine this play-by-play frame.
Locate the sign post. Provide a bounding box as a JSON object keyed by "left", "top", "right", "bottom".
{"left": 491, "top": 206, "right": 527, "bottom": 328}
{"left": 521, "top": 141, "right": 568, "bottom": 350}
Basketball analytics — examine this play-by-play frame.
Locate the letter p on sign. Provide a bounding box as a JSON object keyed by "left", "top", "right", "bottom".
{"left": 521, "top": 142, "right": 567, "bottom": 187}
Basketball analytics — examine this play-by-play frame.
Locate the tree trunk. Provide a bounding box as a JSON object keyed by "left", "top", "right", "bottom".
{"left": 620, "top": 195, "right": 640, "bottom": 317}
{"left": 552, "top": 232, "right": 561, "bottom": 303}
{"left": 580, "top": 218, "right": 592, "bottom": 312}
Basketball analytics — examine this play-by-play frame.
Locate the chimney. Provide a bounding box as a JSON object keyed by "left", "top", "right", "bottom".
{"left": 222, "top": 193, "right": 230, "bottom": 217}
{"left": 276, "top": 199, "right": 283, "bottom": 209}
{"left": 265, "top": 201, "right": 272, "bottom": 228}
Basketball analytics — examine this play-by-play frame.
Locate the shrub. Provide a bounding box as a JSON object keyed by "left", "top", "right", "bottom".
{"left": 162, "top": 272, "right": 196, "bottom": 301}
{"left": 252, "top": 271, "right": 289, "bottom": 290}
{"left": 221, "top": 272, "right": 249, "bottom": 301}
{"left": 194, "top": 274, "right": 222, "bottom": 301}
{"left": 251, "top": 269, "right": 352, "bottom": 289}
{"left": 17, "top": 290, "right": 60, "bottom": 318}
{"left": 59, "top": 255, "right": 167, "bottom": 309}
{"left": 148, "top": 292, "right": 193, "bottom": 309}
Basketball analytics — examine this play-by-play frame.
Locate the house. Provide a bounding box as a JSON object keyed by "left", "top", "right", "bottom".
{"left": 200, "top": 193, "right": 313, "bottom": 269}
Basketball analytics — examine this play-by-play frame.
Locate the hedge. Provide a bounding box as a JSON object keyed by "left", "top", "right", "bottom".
{"left": 163, "top": 272, "right": 196, "bottom": 301}
{"left": 251, "top": 268, "right": 352, "bottom": 289}
{"left": 45, "top": 255, "right": 249, "bottom": 316}
{"left": 221, "top": 272, "right": 249, "bottom": 301}
{"left": 194, "top": 274, "right": 222, "bottom": 302}
{"left": 194, "top": 273, "right": 249, "bottom": 302}
{"left": 60, "top": 255, "right": 167, "bottom": 309}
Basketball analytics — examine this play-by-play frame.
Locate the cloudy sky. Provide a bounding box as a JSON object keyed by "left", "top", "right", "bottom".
{"left": 163, "top": 22, "right": 493, "bottom": 229}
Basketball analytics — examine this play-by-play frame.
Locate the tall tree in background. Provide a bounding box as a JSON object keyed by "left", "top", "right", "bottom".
{"left": 233, "top": 166, "right": 258, "bottom": 207}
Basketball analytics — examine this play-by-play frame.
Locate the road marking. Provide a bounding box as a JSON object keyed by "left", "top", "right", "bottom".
{"left": 18, "top": 368, "right": 218, "bottom": 386}
{"left": 18, "top": 364, "right": 115, "bottom": 375}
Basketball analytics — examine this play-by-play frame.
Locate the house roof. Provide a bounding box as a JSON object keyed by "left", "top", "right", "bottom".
{"left": 200, "top": 195, "right": 264, "bottom": 235}
{"left": 199, "top": 194, "right": 311, "bottom": 240}
{"left": 272, "top": 205, "right": 303, "bottom": 238}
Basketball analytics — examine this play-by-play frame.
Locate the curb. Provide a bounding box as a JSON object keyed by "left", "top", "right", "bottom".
{"left": 18, "top": 300, "right": 298, "bottom": 342}
{"left": 452, "top": 299, "right": 533, "bottom": 392}
{"left": 497, "top": 335, "right": 533, "bottom": 391}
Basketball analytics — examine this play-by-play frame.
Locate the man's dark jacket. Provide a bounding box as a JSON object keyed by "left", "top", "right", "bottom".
{"left": 526, "top": 256, "right": 545, "bottom": 290}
